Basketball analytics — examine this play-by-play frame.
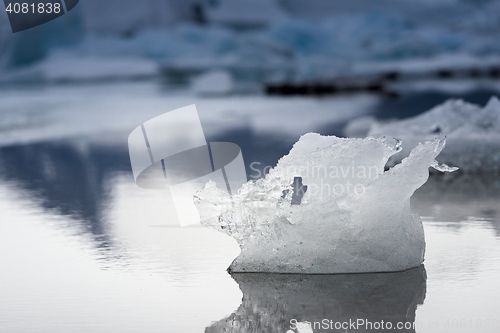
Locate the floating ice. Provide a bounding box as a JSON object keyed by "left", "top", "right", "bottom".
{"left": 195, "top": 134, "right": 456, "bottom": 273}
{"left": 361, "top": 96, "right": 500, "bottom": 173}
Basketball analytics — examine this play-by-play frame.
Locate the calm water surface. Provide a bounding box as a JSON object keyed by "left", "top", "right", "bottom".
{"left": 0, "top": 82, "right": 499, "bottom": 332}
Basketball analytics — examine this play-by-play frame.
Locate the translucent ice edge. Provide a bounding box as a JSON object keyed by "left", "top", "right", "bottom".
{"left": 195, "top": 134, "right": 456, "bottom": 274}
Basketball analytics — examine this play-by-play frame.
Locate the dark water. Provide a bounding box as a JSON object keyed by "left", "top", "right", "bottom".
{"left": 0, "top": 82, "right": 499, "bottom": 332}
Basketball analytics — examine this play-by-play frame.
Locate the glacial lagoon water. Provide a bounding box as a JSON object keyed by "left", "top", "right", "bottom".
{"left": 0, "top": 81, "right": 499, "bottom": 332}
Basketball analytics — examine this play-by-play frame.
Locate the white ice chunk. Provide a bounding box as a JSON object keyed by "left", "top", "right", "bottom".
{"left": 431, "top": 160, "right": 459, "bottom": 172}
{"left": 195, "top": 134, "right": 455, "bottom": 273}
{"left": 362, "top": 96, "right": 500, "bottom": 173}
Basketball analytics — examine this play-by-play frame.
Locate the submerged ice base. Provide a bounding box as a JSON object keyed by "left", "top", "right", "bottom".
{"left": 195, "top": 134, "right": 456, "bottom": 273}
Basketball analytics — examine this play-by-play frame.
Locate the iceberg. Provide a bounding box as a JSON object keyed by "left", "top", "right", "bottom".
{"left": 195, "top": 134, "right": 456, "bottom": 273}
{"left": 358, "top": 96, "right": 500, "bottom": 173}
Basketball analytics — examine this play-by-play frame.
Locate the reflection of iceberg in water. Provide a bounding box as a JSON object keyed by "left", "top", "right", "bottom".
{"left": 207, "top": 265, "right": 426, "bottom": 333}
{"left": 0, "top": 141, "right": 130, "bottom": 235}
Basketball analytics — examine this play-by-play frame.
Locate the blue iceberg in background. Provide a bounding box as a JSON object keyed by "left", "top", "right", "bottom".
{"left": 1, "top": 0, "right": 500, "bottom": 83}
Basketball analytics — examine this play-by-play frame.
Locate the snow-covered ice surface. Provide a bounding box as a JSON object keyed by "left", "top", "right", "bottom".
{"left": 357, "top": 96, "right": 500, "bottom": 173}
{"left": 195, "top": 133, "right": 456, "bottom": 273}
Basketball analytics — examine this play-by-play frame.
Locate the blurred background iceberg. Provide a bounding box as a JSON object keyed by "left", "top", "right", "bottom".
{"left": 2, "top": 0, "right": 500, "bottom": 85}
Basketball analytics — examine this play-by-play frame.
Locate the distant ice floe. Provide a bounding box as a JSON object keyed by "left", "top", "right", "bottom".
{"left": 346, "top": 96, "right": 500, "bottom": 173}
{"left": 195, "top": 134, "right": 456, "bottom": 273}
